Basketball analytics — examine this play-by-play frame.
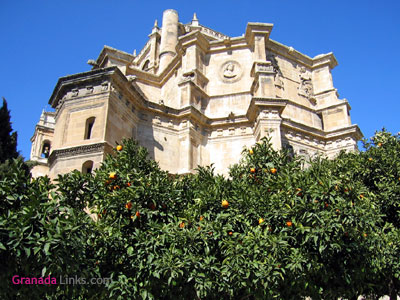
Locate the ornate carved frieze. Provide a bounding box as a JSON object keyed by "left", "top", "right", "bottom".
{"left": 48, "top": 143, "right": 105, "bottom": 165}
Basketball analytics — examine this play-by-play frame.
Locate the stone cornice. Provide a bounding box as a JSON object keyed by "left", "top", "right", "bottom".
{"left": 48, "top": 67, "right": 118, "bottom": 107}
{"left": 48, "top": 142, "right": 106, "bottom": 166}
{"left": 267, "top": 40, "right": 338, "bottom": 70}
{"left": 95, "top": 45, "right": 134, "bottom": 68}
{"left": 282, "top": 119, "right": 363, "bottom": 141}
{"left": 179, "top": 30, "right": 210, "bottom": 53}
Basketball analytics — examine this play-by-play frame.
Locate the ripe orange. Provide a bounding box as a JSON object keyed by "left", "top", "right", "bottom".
{"left": 359, "top": 194, "right": 364, "bottom": 199}
{"left": 250, "top": 167, "right": 256, "bottom": 173}
{"left": 113, "top": 185, "right": 120, "bottom": 190}
{"left": 378, "top": 143, "right": 382, "bottom": 147}
{"left": 116, "top": 145, "right": 123, "bottom": 151}
{"left": 199, "top": 216, "right": 204, "bottom": 221}
{"left": 135, "top": 211, "right": 140, "bottom": 218}
{"left": 258, "top": 218, "right": 264, "bottom": 225}
{"left": 221, "top": 200, "right": 229, "bottom": 208}
{"left": 109, "top": 172, "right": 117, "bottom": 179}
{"left": 228, "top": 231, "right": 233, "bottom": 236}
{"left": 125, "top": 202, "right": 132, "bottom": 210}
{"left": 270, "top": 168, "right": 277, "bottom": 174}
{"left": 179, "top": 222, "right": 185, "bottom": 228}
{"left": 126, "top": 182, "right": 131, "bottom": 187}
{"left": 249, "top": 149, "right": 254, "bottom": 155}
{"left": 286, "top": 221, "right": 293, "bottom": 227}
{"left": 363, "top": 233, "right": 367, "bottom": 237}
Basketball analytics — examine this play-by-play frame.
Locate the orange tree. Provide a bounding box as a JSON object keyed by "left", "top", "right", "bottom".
{"left": 0, "top": 159, "right": 101, "bottom": 299}
{"left": 330, "top": 130, "right": 400, "bottom": 299}
{"left": 1, "top": 133, "right": 399, "bottom": 299}
{"left": 82, "top": 138, "right": 383, "bottom": 299}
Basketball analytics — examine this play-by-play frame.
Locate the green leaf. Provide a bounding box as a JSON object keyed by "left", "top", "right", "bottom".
{"left": 44, "top": 243, "right": 50, "bottom": 255}
{"left": 42, "top": 266, "right": 47, "bottom": 277}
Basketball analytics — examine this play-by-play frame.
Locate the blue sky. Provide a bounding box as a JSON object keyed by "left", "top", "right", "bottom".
{"left": 1, "top": 0, "right": 399, "bottom": 159}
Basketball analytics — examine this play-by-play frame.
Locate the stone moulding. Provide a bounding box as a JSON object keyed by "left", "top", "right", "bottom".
{"left": 48, "top": 142, "right": 106, "bottom": 166}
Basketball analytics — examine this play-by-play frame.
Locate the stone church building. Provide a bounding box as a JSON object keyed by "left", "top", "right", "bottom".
{"left": 30, "top": 9, "right": 362, "bottom": 178}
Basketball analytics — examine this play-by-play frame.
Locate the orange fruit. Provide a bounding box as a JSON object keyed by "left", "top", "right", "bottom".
{"left": 126, "top": 182, "right": 131, "bottom": 187}
{"left": 135, "top": 211, "right": 140, "bottom": 218}
{"left": 363, "top": 233, "right": 367, "bottom": 237}
{"left": 250, "top": 168, "right": 256, "bottom": 173}
{"left": 258, "top": 218, "right": 264, "bottom": 225}
{"left": 368, "top": 158, "right": 373, "bottom": 161}
{"left": 359, "top": 194, "right": 364, "bottom": 199}
{"left": 199, "top": 216, "right": 204, "bottom": 221}
{"left": 197, "top": 226, "right": 201, "bottom": 231}
{"left": 116, "top": 145, "right": 123, "bottom": 151}
{"left": 228, "top": 231, "right": 233, "bottom": 236}
{"left": 113, "top": 185, "right": 120, "bottom": 190}
{"left": 286, "top": 221, "right": 293, "bottom": 227}
{"left": 125, "top": 202, "right": 132, "bottom": 210}
{"left": 221, "top": 200, "right": 229, "bottom": 208}
{"left": 325, "top": 203, "right": 329, "bottom": 208}
{"left": 378, "top": 143, "right": 382, "bottom": 147}
{"left": 249, "top": 149, "right": 254, "bottom": 155}
{"left": 179, "top": 222, "right": 185, "bottom": 228}
{"left": 270, "top": 168, "right": 277, "bottom": 174}
{"left": 109, "top": 172, "right": 117, "bottom": 179}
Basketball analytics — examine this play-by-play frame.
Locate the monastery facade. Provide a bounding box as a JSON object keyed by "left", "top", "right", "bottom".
{"left": 30, "top": 9, "right": 362, "bottom": 178}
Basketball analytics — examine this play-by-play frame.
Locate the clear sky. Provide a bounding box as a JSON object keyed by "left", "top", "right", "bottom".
{"left": 1, "top": 0, "right": 399, "bottom": 159}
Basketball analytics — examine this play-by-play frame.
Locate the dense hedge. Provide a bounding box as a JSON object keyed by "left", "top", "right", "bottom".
{"left": 1, "top": 130, "right": 399, "bottom": 299}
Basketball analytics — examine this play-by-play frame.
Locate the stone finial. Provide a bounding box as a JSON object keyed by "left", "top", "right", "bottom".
{"left": 152, "top": 19, "right": 159, "bottom": 34}
{"left": 192, "top": 13, "right": 199, "bottom": 26}
{"left": 133, "top": 49, "right": 137, "bottom": 56}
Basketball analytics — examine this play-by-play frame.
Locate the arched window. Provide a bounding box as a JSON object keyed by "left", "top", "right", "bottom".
{"left": 85, "top": 117, "right": 95, "bottom": 140}
{"left": 82, "top": 160, "right": 94, "bottom": 174}
{"left": 41, "top": 141, "right": 51, "bottom": 158}
{"left": 142, "top": 60, "right": 150, "bottom": 71}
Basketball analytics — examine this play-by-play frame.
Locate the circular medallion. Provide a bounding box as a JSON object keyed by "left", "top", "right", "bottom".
{"left": 220, "top": 60, "right": 242, "bottom": 83}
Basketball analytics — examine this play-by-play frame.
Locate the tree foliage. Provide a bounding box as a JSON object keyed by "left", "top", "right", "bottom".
{"left": 0, "top": 98, "right": 19, "bottom": 164}
{"left": 0, "top": 131, "right": 400, "bottom": 299}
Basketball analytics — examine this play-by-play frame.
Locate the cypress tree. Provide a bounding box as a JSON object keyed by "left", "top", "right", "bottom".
{"left": 0, "top": 97, "right": 19, "bottom": 163}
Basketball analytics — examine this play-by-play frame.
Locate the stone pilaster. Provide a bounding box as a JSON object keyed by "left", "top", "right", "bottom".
{"left": 251, "top": 62, "right": 276, "bottom": 98}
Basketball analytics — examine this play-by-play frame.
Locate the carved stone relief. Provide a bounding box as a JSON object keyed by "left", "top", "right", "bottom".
{"left": 266, "top": 54, "right": 284, "bottom": 90}
{"left": 220, "top": 61, "right": 242, "bottom": 83}
{"left": 298, "top": 67, "right": 316, "bottom": 104}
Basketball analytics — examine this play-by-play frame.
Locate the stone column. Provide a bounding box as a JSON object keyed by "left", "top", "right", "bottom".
{"left": 159, "top": 9, "right": 178, "bottom": 73}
